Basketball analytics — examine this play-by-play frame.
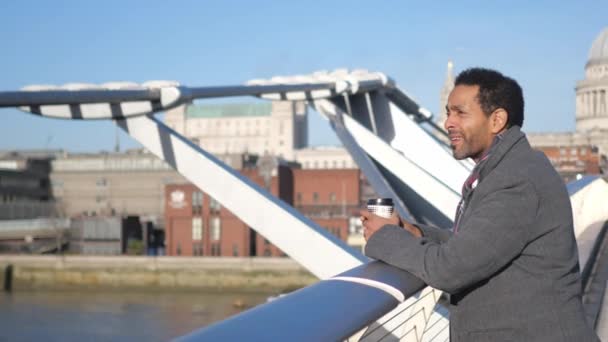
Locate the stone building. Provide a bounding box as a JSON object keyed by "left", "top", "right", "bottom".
{"left": 165, "top": 101, "right": 308, "bottom": 160}
{"left": 49, "top": 150, "right": 188, "bottom": 223}
{"left": 164, "top": 99, "right": 357, "bottom": 170}
{"left": 293, "top": 146, "right": 358, "bottom": 170}
{"left": 436, "top": 60, "right": 455, "bottom": 130}
{"left": 528, "top": 27, "right": 608, "bottom": 175}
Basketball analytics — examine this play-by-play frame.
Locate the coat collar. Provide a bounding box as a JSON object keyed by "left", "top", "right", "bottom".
{"left": 478, "top": 126, "right": 526, "bottom": 181}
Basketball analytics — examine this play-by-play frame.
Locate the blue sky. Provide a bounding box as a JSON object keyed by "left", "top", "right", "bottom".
{"left": 0, "top": 1, "right": 606, "bottom": 152}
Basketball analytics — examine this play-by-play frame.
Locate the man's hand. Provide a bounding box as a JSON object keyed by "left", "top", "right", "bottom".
{"left": 360, "top": 210, "right": 400, "bottom": 241}
{"left": 360, "top": 210, "right": 422, "bottom": 241}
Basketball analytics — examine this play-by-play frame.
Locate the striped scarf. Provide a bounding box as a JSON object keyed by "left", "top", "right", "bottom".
{"left": 453, "top": 133, "right": 505, "bottom": 233}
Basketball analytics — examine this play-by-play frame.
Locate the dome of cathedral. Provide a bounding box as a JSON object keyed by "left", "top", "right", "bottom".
{"left": 588, "top": 27, "right": 608, "bottom": 67}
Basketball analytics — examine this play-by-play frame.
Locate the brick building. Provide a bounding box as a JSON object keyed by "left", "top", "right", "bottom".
{"left": 164, "top": 165, "right": 362, "bottom": 257}
{"left": 293, "top": 169, "right": 362, "bottom": 242}
{"left": 535, "top": 145, "right": 602, "bottom": 182}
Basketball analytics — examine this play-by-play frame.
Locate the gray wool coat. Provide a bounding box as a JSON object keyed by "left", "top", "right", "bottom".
{"left": 365, "top": 127, "right": 599, "bottom": 342}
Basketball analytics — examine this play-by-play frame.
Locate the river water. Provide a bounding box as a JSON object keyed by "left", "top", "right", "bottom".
{"left": 0, "top": 289, "right": 274, "bottom": 341}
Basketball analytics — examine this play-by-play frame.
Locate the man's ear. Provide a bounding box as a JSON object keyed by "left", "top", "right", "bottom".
{"left": 491, "top": 108, "right": 508, "bottom": 134}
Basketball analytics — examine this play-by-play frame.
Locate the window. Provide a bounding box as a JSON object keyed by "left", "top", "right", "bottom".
{"left": 559, "top": 148, "right": 566, "bottom": 156}
{"left": 210, "top": 197, "right": 221, "bottom": 212}
{"left": 329, "top": 192, "right": 336, "bottom": 203}
{"left": 193, "top": 243, "right": 203, "bottom": 256}
{"left": 96, "top": 178, "right": 107, "bottom": 187}
{"left": 296, "top": 192, "right": 302, "bottom": 204}
{"left": 232, "top": 244, "right": 239, "bottom": 256}
{"left": 192, "top": 218, "right": 202, "bottom": 240}
{"left": 176, "top": 243, "right": 182, "bottom": 256}
{"left": 192, "top": 191, "right": 203, "bottom": 215}
{"left": 313, "top": 192, "right": 319, "bottom": 203}
{"left": 570, "top": 148, "right": 577, "bottom": 156}
{"left": 332, "top": 160, "right": 337, "bottom": 169}
{"left": 211, "top": 217, "right": 221, "bottom": 241}
{"left": 211, "top": 244, "right": 221, "bottom": 256}
{"left": 323, "top": 161, "right": 328, "bottom": 169}
{"left": 581, "top": 148, "right": 588, "bottom": 156}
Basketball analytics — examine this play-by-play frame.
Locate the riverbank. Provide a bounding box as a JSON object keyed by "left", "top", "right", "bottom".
{"left": 0, "top": 255, "right": 317, "bottom": 292}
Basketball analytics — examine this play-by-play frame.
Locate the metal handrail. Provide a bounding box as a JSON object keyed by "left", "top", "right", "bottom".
{"left": 175, "top": 261, "right": 427, "bottom": 342}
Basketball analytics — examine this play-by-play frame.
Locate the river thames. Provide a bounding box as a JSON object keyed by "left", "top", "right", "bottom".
{"left": 0, "top": 289, "right": 273, "bottom": 341}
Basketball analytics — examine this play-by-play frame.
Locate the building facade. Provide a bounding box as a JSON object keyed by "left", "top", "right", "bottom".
{"left": 164, "top": 165, "right": 363, "bottom": 257}
{"left": 576, "top": 27, "right": 608, "bottom": 135}
{"left": 164, "top": 164, "right": 293, "bottom": 258}
{"left": 0, "top": 150, "right": 58, "bottom": 220}
{"left": 436, "top": 60, "right": 455, "bottom": 130}
{"left": 293, "top": 146, "right": 357, "bottom": 170}
{"left": 49, "top": 150, "right": 188, "bottom": 222}
{"left": 165, "top": 101, "right": 308, "bottom": 160}
{"left": 528, "top": 27, "right": 608, "bottom": 176}
{"left": 534, "top": 145, "right": 602, "bottom": 183}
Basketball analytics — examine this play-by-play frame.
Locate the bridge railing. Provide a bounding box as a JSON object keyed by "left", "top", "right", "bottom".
{"left": 175, "top": 261, "right": 445, "bottom": 342}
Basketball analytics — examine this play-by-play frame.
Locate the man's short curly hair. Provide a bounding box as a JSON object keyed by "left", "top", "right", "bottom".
{"left": 455, "top": 68, "right": 524, "bottom": 128}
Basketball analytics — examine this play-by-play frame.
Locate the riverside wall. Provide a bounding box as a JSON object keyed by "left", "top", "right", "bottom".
{"left": 0, "top": 255, "right": 317, "bottom": 292}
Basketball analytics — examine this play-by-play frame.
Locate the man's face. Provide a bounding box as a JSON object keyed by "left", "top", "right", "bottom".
{"left": 445, "top": 85, "right": 496, "bottom": 162}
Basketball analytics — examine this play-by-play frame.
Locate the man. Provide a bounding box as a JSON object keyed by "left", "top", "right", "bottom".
{"left": 361, "top": 68, "right": 598, "bottom": 341}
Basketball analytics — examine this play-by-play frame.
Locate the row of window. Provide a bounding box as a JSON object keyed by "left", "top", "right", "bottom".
{"left": 191, "top": 192, "right": 221, "bottom": 214}
{"left": 0, "top": 177, "right": 45, "bottom": 189}
{"left": 191, "top": 217, "right": 221, "bottom": 241}
{"left": 176, "top": 243, "right": 223, "bottom": 256}
{"left": 196, "top": 118, "right": 270, "bottom": 128}
{"left": 301, "top": 160, "right": 353, "bottom": 169}
{"left": 558, "top": 147, "right": 589, "bottom": 156}
{"left": 190, "top": 119, "right": 287, "bottom": 136}
{"left": 296, "top": 192, "right": 339, "bottom": 204}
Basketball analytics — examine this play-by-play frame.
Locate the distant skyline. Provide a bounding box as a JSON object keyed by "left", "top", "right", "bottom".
{"left": 0, "top": 1, "right": 606, "bottom": 152}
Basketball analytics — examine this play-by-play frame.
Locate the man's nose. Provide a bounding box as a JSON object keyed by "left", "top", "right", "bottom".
{"left": 444, "top": 114, "right": 453, "bottom": 131}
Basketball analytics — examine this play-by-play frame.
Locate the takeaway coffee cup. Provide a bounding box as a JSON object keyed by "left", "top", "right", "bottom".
{"left": 367, "top": 198, "right": 394, "bottom": 219}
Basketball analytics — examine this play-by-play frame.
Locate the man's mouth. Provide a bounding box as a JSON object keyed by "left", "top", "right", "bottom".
{"left": 449, "top": 135, "right": 462, "bottom": 146}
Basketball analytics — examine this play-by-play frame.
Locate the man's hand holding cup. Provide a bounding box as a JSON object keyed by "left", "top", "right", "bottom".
{"left": 360, "top": 198, "right": 422, "bottom": 241}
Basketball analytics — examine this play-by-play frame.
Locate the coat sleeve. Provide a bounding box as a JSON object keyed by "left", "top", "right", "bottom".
{"left": 415, "top": 223, "right": 453, "bottom": 243}
{"left": 365, "top": 180, "right": 538, "bottom": 294}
